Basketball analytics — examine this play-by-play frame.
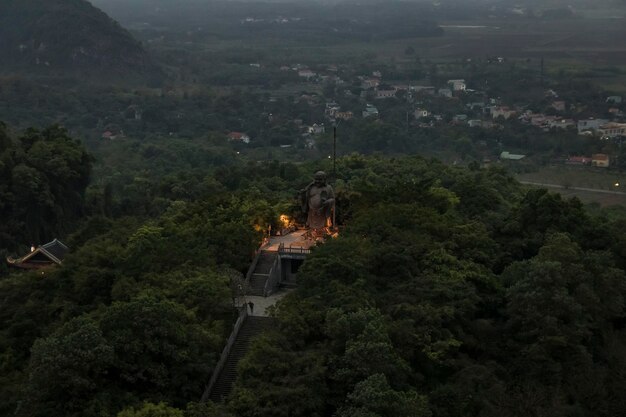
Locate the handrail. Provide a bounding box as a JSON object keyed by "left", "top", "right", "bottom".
{"left": 279, "top": 245, "right": 312, "bottom": 255}
{"left": 263, "top": 265, "right": 274, "bottom": 297}
{"left": 200, "top": 305, "right": 248, "bottom": 403}
{"left": 243, "top": 250, "right": 263, "bottom": 291}
{"left": 263, "top": 253, "right": 282, "bottom": 297}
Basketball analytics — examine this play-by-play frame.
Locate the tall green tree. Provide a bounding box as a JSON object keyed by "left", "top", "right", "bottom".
{"left": 19, "top": 317, "right": 114, "bottom": 417}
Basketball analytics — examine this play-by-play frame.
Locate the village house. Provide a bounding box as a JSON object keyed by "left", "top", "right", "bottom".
{"left": 551, "top": 100, "right": 566, "bottom": 112}
{"left": 606, "top": 96, "right": 623, "bottom": 104}
{"left": 392, "top": 84, "right": 409, "bottom": 92}
{"left": 545, "top": 89, "right": 559, "bottom": 98}
{"left": 227, "top": 132, "right": 251, "bottom": 144}
{"left": 578, "top": 118, "right": 609, "bottom": 134}
{"left": 491, "top": 106, "right": 516, "bottom": 120}
{"left": 101, "top": 130, "right": 117, "bottom": 140}
{"left": 325, "top": 102, "right": 341, "bottom": 118}
{"left": 547, "top": 118, "right": 576, "bottom": 130}
{"left": 566, "top": 156, "right": 592, "bottom": 165}
{"left": 452, "top": 114, "right": 468, "bottom": 124}
{"left": 362, "top": 104, "right": 379, "bottom": 118}
{"left": 592, "top": 153, "right": 610, "bottom": 167}
{"left": 308, "top": 124, "right": 325, "bottom": 135}
{"left": 101, "top": 126, "right": 124, "bottom": 140}
{"left": 500, "top": 151, "right": 526, "bottom": 161}
{"left": 414, "top": 108, "right": 430, "bottom": 119}
{"left": 361, "top": 77, "right": 381, "bottom": 89}
{"left": 298, "top": 69, "right": 316, "bottom": 79}
{"left": 447, "top": 79, "right": 466, "bottom": 92}
{"left": 375, "top": 89, "right": 396, "bottom": 99}
{"left": 528, "top": 114, "right": 551, "bottom": 128}
{"left": 598, "top": 122, "right": 626, "bottom": 139}
{"left": 413, "top": 86, "right": 436, "bottom": 95}
{"left": 7, "top": 239, "right": 69, "bottom": 270}
{"left": 519, "top": 112, "right": 540, "bottom": 124}
{"left": 523, "top": 114, "right": 573, "bottom": 131}
{"left": 335, "top": 111, "right": 353, "bottom": 121}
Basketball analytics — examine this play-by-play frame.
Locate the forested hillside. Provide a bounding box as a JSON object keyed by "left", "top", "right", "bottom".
{"left": 0, "top": 123, "right": 92, "bottom": 259}
{"left": 0, "top": 0, "right": 153, "bottom": 77}
{"left": 1, "top": 123, "right": 625, "bottom": 416}
{"left": 230, "top": 156, "right": 626, "bottom": 417}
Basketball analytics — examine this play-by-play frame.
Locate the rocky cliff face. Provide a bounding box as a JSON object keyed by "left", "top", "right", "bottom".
{"left": 0, "top": 0, "right": 154, "bottom": 77}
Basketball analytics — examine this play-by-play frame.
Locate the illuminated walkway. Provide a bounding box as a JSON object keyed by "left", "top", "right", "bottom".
{"left": 262, "top": 229, "right": 313, "bottom": 252}
{"left": 246, "top": 289, "right": 294, "bottom": 317}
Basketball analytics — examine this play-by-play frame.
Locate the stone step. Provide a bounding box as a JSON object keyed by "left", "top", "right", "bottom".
{"left": 253, "top": 251, "right": 277, "bottom": 274}
{"left": 208, "top": 317, "right": 275, "bottom": 402}
{"left": 249, "top": 271, "right": 271, "bottom": 296}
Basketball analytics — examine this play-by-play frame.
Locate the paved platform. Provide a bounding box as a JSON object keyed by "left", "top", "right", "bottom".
{"left": 245, "top": 289, "right": 294, "bottom": 317}
{"left": 263, "top": 230, "right": 314, "bottom": 252}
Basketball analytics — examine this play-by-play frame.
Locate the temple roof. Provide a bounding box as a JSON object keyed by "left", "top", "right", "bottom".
{"left": 6, "top": 239, "right": 69, "bottom": 269}
{"left": 39, "top": 239, "right": 69, "bottom": 263}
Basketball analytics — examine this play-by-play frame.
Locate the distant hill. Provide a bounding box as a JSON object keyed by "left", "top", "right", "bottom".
{"left": 0, "top": 0, "right": 154, "bottom": 78}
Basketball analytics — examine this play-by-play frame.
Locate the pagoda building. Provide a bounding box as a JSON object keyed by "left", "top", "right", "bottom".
{"left": 6, "top": 239, "right": 69, "bottom": 270}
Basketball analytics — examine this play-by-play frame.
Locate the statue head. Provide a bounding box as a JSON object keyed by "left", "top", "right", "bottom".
{"left": 313, "top": 171, "right": 327, "bottom": 186}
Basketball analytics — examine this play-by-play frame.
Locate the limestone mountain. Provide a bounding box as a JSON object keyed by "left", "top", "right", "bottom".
{"left": 0, "top": 0, "right": 153, "bottom": 77}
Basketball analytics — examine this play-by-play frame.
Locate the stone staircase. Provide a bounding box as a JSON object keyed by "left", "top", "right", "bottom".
{"left": 248, "top": 251, "right": 277, "bottom": 296}
{"left": 203, "top": 241, "right": 307, "bottom": 404}
{"left": 208, "top": 316, "right": 275, "bottom": 402}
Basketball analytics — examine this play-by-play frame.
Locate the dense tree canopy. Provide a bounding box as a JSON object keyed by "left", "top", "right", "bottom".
{"left": 1, "top": 126, "right": 625, "bottom": 417}
{"left": 0, "top": 123, "right": 92, "bottom": 252}
{"left": 225, "top": 156, "right": 626, "bottom": 417}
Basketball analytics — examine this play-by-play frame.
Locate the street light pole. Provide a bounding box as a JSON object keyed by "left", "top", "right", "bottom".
{"left": 333, "top": 125, "right": 337, "bottom": 178}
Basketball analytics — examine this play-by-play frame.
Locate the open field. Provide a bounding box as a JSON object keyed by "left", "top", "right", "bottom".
{"left": 521, "top": 182, "right": 626, "bottom": 207}
{"left": 517, "top": 165, "right": 626, "bottom": 207}
{"left": 517, "top": 166, "right": 625, "bottom": 190}
{"left": 208, "top": 16, "right": 626, "bottom": 90}
{"left": 321, "top": 17, "right": 626, "bottom": 61}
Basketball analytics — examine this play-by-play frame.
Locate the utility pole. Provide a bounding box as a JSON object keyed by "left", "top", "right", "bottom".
{"left": 406, "top": 77, "right": 410, "bottom": 133}
{"left": 332, "top": 119, "right": 342, "bottom": 180}
{"left": 333, "top": 124, "right": 337, "bottom": 178}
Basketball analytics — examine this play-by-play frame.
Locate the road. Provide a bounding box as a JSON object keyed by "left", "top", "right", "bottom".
{"left": 520, "top": 181, "right": 626, "bottom": 195}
